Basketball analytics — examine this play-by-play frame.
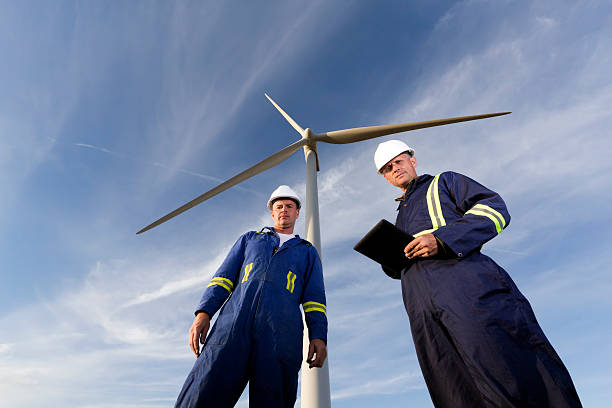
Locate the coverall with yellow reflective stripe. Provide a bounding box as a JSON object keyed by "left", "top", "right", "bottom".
{"left": 175, "top": 227, "right": 327, "bottom": 408}
{"left": 394, "top": 172, "right": 581, "bottom": 408}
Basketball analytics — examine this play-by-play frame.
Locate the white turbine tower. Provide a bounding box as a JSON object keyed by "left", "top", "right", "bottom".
{"left": 137, "top": 95, "right": 510, "bottom": 407}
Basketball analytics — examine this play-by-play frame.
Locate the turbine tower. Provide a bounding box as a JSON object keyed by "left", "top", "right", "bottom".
{"left": 137, "top": 95, "right": 510, "bottom": 407}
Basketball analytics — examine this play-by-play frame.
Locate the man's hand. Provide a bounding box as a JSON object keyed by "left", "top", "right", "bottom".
{"left": 306, "top": 338, "right": 327, "bottom": 369}
{"left": 189, "top": 312, "right": 211, "bottom": 358}
{"left": 404, "top": 233, "right": 438, "bottom": 259}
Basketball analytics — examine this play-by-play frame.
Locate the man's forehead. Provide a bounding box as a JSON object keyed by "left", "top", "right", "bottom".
{"left": 273, "top": 199, "right": 296, "bottom": 207}
{"left": 384, "top": 152, "right": 410, "bottom": 167}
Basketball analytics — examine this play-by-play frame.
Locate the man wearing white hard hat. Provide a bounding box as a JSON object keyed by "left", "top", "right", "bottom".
{"left": 374, "top": 140, "right": 581, "bottom": 407}
{"left": 175, "top": 185, "right": 328, "bottom": 408}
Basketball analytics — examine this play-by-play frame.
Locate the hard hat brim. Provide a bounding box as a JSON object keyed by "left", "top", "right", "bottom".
{"left": 267, "top": 197, "right": 301, "bottom": 210}
{"left": 376, "top": 149, "right": 415, "bottom": 173}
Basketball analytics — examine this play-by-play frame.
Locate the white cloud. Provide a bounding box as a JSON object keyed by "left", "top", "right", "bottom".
{"left": 0, "top": 256, "right": 200, "bottom": 406}
{"left": 122, "top": 249, "right": 229, "bottom": 307}
{"left": 0, "top": 343, "right": 13, "bottom": 354}
{"left": 332, "top": 370, "right": 425, "bottom": 400}
{"left": 535, "top": 16, "right": 558, "bottom": 29}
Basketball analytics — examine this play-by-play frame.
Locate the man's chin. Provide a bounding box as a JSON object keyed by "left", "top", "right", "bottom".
{"left": 394, "top": 178, "right": 408, "bottom": 188}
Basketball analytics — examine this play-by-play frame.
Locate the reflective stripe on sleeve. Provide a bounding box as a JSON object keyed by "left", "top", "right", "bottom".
{"left": 303, "top": 301, "right": 327, "bottom": 316}
{"left": 207, "top": 277, "right": 234, "bottom": 293}
{"left": 413, "top": 228, "right": 436, "bottom": 237}
{"left": 465, "top": 203, "right": 507, "bottom": 234}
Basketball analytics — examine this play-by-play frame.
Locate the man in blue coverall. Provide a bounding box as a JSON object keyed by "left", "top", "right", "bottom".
{"left": 374, "top": 140, "right": 582, "bottom": 407}
{"left": 175, "top": 185, "right": 328, "bottom": 408}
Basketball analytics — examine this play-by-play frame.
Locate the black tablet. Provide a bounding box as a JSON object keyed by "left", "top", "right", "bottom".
{"left": 353, "top": 219, "right": 415, "bottom": 279}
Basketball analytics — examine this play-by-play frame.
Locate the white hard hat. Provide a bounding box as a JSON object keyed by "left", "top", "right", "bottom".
{"left": 374, "top": 140, "right": 415, "bottom": 173}
{"left": 267, "top": 185, "right": 301, "bottom": 210}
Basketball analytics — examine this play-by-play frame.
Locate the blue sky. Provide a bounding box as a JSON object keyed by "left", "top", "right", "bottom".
{"left": 2, "top": 1, "right": 611, "bottom": 407}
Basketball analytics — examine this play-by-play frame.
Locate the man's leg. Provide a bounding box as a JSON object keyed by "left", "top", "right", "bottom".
{"left": 175, "top": 337, "right": 250, "bottom": 408}
{"left": 248, "top": 329, "right": 301, "bottom": 407}
{"left": 433, "top": 256, "right": 582, "bottom": 407}
{"left": 402, "top": 266, "right": 488, "bottom": 408}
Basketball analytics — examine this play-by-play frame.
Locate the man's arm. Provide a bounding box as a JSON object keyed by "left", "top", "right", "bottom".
{"left": 195, "top": 234, "right": 247, "bottom": 316}
{"left": 189, "top": 234, "right": 247, "bottom": 356}
{"left": 433, "top": 172, "right": 511, "bottom": 257}
{"left": 301, "top": 247, "right": 328, "bottom": 367}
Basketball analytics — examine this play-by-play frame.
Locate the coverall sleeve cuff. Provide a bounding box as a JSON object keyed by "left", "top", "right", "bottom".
{"left": 194, "top": 306, "right": 215, "bottom": 317}
{"left": 194, "top": 309, "right": 211, "bottom": 317}
{"left": 309, "top": 333, "right": 327, "bottom": 344}
{"left": 433, "top": 229, "right": 471, "bottom": 258}
{"left": 308, "top": 326, "right": 327, "bottom": 344}
{"left": 433, "top": 235, "right": 455, "bottom": 259}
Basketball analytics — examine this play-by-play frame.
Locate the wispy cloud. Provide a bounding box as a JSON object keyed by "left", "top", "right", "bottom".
{"left": 332, "top": 370, "right": 425, "bottom": 400}
{"left": 0, "top": 256, "right": 201, "bottom": 406}
{"left": 0, "top": 343, "right": 13, "bottom": 354}
{"left": 74, "top": 142, "right": 263, "bottom": 195}
{"left": 121, "top": 249, "right": 229, "bottom": 308}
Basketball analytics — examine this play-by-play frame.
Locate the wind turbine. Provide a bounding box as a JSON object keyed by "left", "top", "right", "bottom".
{"left": 137, "top": 94, "right": 510, "bottom": 407}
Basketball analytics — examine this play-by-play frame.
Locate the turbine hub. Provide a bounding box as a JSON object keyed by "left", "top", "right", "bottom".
{"left": 303, "top": 128, "right": 314, "bottom": 139}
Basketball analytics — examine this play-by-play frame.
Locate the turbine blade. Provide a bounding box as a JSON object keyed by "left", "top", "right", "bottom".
{"left": 315, "top": 112, "right": 511, "bottom": 144}
{"left": 137, "top": 138, "right": 307, "bottom": 234}
{"left": 265, "top": 93, "right": 304, "bottom": 135}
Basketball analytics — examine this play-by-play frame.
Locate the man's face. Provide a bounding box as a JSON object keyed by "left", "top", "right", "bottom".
{"left": 381, "top": 153, "right": 418, "bottom": 190}
{"left": 270, "top": 199, "right": 300, "bottom": 231}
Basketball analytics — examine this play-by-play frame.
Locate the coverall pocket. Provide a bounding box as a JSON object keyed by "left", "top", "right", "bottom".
{"left": 275, "top": 319, "right": 304, "bottom": 367}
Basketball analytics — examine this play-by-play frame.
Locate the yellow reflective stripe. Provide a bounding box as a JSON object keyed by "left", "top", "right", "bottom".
{"left": 286, "top": 271, "right": 296, "bottom": 293}
{"left": 304, "top": 307, "right": 327, "bottom": 316}
{"left": 426, "top": 177, "right": 437, "bottom": 228}
{"left": 242, "top": 263, "right": 253, "bottom": 283}
{"left": 303, "top": 301, "right": 326, "bottom": 310}
{"left": 425, "top": 174, "right": 446, "bottom": 232}
{"left": 432, "top": 174, "right": 446, "bottom": 227}
{"left": 466, "top": 209, "right": 502, "bottom": 234}
{"left": 413, "top": 228, "right": 435, "bottom": 237}
{"left": 211, "top": 277, "right": 233, "bottom": 289}
{"left": 303, "top": 301, "right": 327, "bottom": 316}
{"left": 207, "top": 281, "right": 232, "bottom": 293}
{"left": 472, "top": 204, "right": 506, "bottom": 229}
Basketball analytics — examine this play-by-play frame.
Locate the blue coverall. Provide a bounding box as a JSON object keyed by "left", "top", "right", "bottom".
{"left": 175, "top": 227, "right": 327, "bottom": 408}
{"left": 394, "top": 172, "right": 581, "bottom": 407}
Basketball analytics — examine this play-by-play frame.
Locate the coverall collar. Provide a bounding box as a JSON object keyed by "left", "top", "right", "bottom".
{"left": 394, "top": 174, "right": 432, "bottom": 202}
{"left": 259, "top": 226, "right": 303, "bottom": 246}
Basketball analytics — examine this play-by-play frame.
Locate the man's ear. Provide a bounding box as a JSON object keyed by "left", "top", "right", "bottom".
{"left": 296, "top": 208, "right": 300, "bottom": 218}
{"left": 410, "top": 156, "right": 417, "bottom": 168}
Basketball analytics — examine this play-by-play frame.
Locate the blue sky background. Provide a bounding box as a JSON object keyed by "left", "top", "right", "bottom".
{"left": 2, "top": 1, "right": 611, "bottom": 407}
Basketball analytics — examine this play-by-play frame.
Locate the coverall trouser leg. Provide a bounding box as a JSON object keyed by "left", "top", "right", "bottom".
{"left": 402, "top": 256, "right": 582, "bottom": 408}
{"left": 175, "top": 332, "right": 301, "bottom": 407}
{"left": 175, "top": 338, "right": 250, "bottom": 408}
{"left": 248, "top": 336, "right": 300, "bottom": 408}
